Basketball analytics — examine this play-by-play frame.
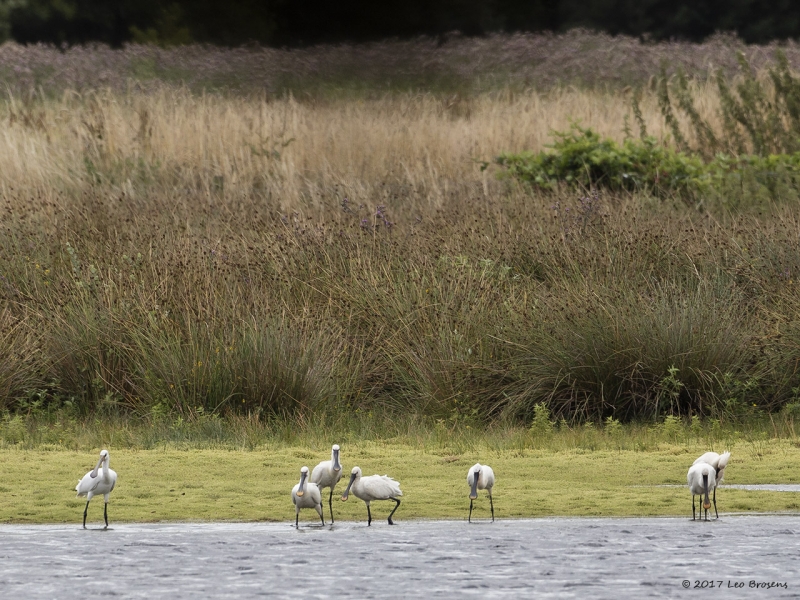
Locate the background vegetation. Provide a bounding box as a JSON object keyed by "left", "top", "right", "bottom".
{"left": 4, "top": 0, "right": 800, "bottom": 47}
{"left": 5, "top": 30, "right": 800, "bottom": 96}
{"left": 2, "top": 33, "right": 800, "bottom": 440}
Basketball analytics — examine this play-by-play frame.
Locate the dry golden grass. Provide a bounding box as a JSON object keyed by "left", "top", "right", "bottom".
{"left": 0, "top": 84, "right": 722, "bottom": 213}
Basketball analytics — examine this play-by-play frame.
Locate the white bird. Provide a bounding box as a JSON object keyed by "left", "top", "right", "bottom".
{"left": 291, "top": 466, "right": 324, "bottom": 528}
{"left": 467, "top": 463, "right": 495, "bottom": 523}
{"left": 341, "top": 466, "right": 402, "bottom": 526}
{"left": 687, "top": 461, "right": 717, "bottom": 521}
{"left": 311, "top": 444, "right": 343, "bottom": 523}
{"left": 75, "top": 449, "right": 117, "bottom": 529}
{"left": 693, "top": 451, "right": 730, "bottom": 518}
{"left": 693, "top": 451, "right": 730, "bottom": 485}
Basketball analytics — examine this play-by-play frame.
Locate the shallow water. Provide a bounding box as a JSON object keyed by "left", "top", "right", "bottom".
{"left": 722, "top": 484, "right": 800, "bottom": 492}
{"left": 652, "top": 484, "right": 800, "bottom": 492}
{"left": 1, "top": 517, "right": 796, "bottom": 599}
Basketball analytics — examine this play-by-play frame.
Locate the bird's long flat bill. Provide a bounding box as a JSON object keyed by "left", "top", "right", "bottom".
{"left": 469, "top": 470, "right": 480, "bottom": 500}
{"left": 296, "top": 471, "right": 307, "bottom": 497}
{"left": 333, "top": 447, "right": 341, "bottom": 473}
{"left": 703, "top": 474, "right": 711, "bottom": 509}
{"left": 341, "top": 472, "right": 356, "bottom": 501}
{"left": 89, "top": 456, "right": 103, "bottom": 479}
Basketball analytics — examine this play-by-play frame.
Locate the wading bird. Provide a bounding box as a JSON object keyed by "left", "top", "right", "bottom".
{"left": 693, "top": 451, "right": 730, "bottom": 518}
{"left": 467, "top": 463, "right": 495, "bottom": 522}
{"left": 341, "top": 466, "right": 402, "bottom": 526}
{"left": 693, "top": 451, "right": 730, "bottom": 485}
{"left": 291, "top": 466, "right": 324, "bottom": 528}
{"left": 75, "top": 449, "right": 117, "bottom": 529}
{"left": 687, "top": 462, "right": 717, "bottom": 521}
{"left": 311, "top": 444, "right": 343, "bottom": 523}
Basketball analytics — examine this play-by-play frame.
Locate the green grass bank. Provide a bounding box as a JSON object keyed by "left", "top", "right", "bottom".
{"left": 2, "top": 418, "right": 799, "bottom": 524}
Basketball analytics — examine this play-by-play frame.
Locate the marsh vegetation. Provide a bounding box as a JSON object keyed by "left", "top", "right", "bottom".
{"left": 2, "top": 31, "right": 800, "bottom": 449}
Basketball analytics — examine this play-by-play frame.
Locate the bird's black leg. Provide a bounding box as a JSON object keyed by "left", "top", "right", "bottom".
{"left": 692, "top": 495, "right": 696, "bottom": 521}
{"left": 713, "top": 488, "right": 718, "bottom": 519}
{"left": 387, "top": 498, "right": 401, "bottom": 525}
{"left": 319, "top": 510, "right": 325, "bottom": 526}
{"left": 329, "top": 488, "right": 335, "bottom": 524}
{"left": 295, "top": 512, "right": 299, "bottom": 528}
{"left": 367, "top": 504, "right": 372, "bottom": 526}
{"left": 83, "top": 501, "right": 90, "bottom": 529}
{"left": 103, "top": 502, "right": 109, "bottom": 529}
{"left": 469, "top": 498, "right": 474, "bottom": 523}
{"left": 489, "top": 493, "right": 495, "bottom": 522}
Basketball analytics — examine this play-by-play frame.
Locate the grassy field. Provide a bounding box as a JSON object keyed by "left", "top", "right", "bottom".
{"left": 3, "top": 36, "right": 800, "bottom": 525}
{"left": 1, "top": 416, "right": 799, "bottom": 524}
{"left": 3, "top": 437, "right": 800, "bottom": 525}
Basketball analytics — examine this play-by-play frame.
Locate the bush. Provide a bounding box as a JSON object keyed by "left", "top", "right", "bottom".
{"left": 497, "top": 124, "right": 800, "bottom": 207}
{"left": 530, "top": 402, "right": 554, "bottom": 435}
{"left": 496, "top": 125, "right": 708, "bottom": 198}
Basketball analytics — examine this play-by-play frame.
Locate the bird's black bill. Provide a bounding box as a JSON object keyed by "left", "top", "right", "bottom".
{"left": 469, "top": 471, "right": 480, "bottom": 500}
{"left": 341, "top": 473, "right": 356, "bottom": 501}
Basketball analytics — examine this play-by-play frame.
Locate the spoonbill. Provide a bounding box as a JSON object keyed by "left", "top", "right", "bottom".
{"left": 693, "top": 451, "right": 730, "bottom": 518}
{"left": 687, "top": 461, "right": 717, "bottom": 521}
{"left": 341, "top": 466, "right": 402, "bottom": 526}
{"left": 693, "top": 451, "right": 730, "bottom": 485}
{"left": 467, "top": 463, "right": 495, "bottom": 523}
{"left": 75, "top": 449, "right": 117, "bottom": 529}
{"left": 311, "top": 444, "right": 343, "bottom": 523}
{"left": 291, "top": 466, "right": 324, "bottom": 527}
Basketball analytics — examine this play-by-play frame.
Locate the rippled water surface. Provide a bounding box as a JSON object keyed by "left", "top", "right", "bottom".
{"left": 1, "top": 517, "right": 797, "bottom": 598}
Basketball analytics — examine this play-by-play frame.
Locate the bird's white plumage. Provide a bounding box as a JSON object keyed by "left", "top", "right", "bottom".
{"left": 341, "top": 466, "right": 402, "bottom": 525}
{"left": 687, "top": 461, "right": 717, "bottom": 521}
{"left": 310, "top": 444, "right": 344, "bottom": 523}
{"left": 687, "top": 462, "right": 717, "bottom": 495}
{"left": 693, "top": 451, "right": 730, "bottom": 485}
{"left": 76, "top": 449, "right": 117, "bottom": 500}
{"left": 311, "top": 444, "right": 343, "bottom": 491}
{"left": 291, "top": 466, "right": 324, "bottom": 526}
{"left": 467, "top": 463, "right": 495, "bottom": 493}
{"left": 75, "top": 449, "right": 117, "bottom": 528}
{"left": 467, "top": 462, "right": 495, "bottom": 522}
{"left": 344, "top": 467, "right": 402, "bottom": 502}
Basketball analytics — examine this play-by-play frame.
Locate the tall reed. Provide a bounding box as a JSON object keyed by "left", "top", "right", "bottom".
{"left": 2, "top": 60, "right": 800, "bottom": 424}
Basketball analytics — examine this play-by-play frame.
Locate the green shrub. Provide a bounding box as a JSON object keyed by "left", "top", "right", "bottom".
{"left": 496, "top": 125, "right": 707, "bottom": 198}
{"left": 497, "top": 124, "right": 800, "bottom": 207}
{"left": 530, "top": 402, "right": 554, "bottom": 435}
{"left": 659, "top": 414, "right": 682, "bottom": 441}
{"left": 604, "top": 416, "right": 623, "bottom": 438}
{"left": 497, "top": 51, "right": 800, "bottom": 202}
